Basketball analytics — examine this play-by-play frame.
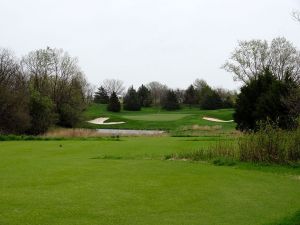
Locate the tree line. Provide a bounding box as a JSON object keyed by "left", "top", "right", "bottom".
{"left": 0, "top": 47, "right": 92, "bottom": 135}
{"left": 94, "top": 79, "right": 237, "bottom": 112}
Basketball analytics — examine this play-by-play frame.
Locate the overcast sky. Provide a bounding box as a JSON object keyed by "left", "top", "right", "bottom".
{"left": 0, "top": 0, "right": 299, "bottom": 90}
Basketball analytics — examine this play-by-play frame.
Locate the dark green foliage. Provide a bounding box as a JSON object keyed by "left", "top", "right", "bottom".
{"left": 234, "top": 68, "right": 298, "bottom": 131}
{"left": 123, "top": 87, "right": 141, "bottom": 111}
{"left": 137, "top": 84, "right": 152, "bottom": 107}
{"left": 184, "top": 85, "right": 198, "bottom": 107}
{"left": 161, "top": 90, "right": 180, "bottom": 110}
{"left": 58, "top": 103, "right": 82, "bottom": 127}
{"left": 94, "top": 86, "right": 109, "bottom": 104}
{"left": 200, "top": 90, "right": 223, "bottom": 110}
{"left": 107, "top": 92, "right": 121, "bottom": 112}
{"left": 28, "top": 90, "right": 56, "bottom": 135}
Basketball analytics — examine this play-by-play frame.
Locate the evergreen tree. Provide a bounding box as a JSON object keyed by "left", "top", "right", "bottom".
{"left": 137, "top": 84, "right": 152, "bottom": 107}
{"left": 162, "top": 90, "right": 180, "bottom": 110}
{"left": 107, "top": 92, "right": 121, "bottom": 112}
{"left": 94, "top": 86, "right": 109, "bottom": 104}
{"left": 123, "top": 86, "right": 141, "bottom": 111}
{"left": 234, "top": 68, "right": 298, "bottom": 131}
{"left": 200, "top": 90, "right": 223, "bottom": 110}
{"left": 184, "top": 85, "right": 198, "bottom": 107}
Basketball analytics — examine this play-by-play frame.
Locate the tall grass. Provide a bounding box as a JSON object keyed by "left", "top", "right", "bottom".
{"left": 168, "top": 121, "right": 300, "bottom": 165}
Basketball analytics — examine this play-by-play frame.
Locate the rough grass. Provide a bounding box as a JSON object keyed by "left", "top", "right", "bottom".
{"left": 0, "top": 137, "right": 300, "bottom": 225}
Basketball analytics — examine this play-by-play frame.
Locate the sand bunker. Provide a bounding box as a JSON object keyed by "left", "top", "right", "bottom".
{"left": 202, "top": 117, "right": 233, "bottom": 123}
{"left": 88, "top": 117, "right": 125, "bottom": 125}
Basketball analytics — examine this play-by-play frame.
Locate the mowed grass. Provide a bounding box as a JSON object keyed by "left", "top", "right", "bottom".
{"left": 80, "top": 104, "right": 236, "bottom": 134}
{"left": 1, "top": 137, "right": 300, "bottom": 225}
{"left": 122, "top": 113, "right": 191, "bottom": 121}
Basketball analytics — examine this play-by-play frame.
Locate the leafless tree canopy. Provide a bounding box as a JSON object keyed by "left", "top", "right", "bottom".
{"left": 147, "top": 81, "right": 168, "bottom": 105}
{"left": 102, "top": 79, "right": 125, "bottom": 96}
{"left": 292, "top": 10, "right": 300, "bottom": 22}
{"left": 222, "top": 37, "right": 300, "bottom": 84}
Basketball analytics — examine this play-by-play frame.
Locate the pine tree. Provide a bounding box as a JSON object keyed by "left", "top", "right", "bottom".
{"left": 123, "top": 86, "right": 141, "bottom": 111}
{"left": 137, "top": 84, "right": 152, "bottom": 107}
{"left": 162, "top": 90, "right": 180, "bottom": 110}
{"left": 94, "top": 86, "right": 109, "bottom": 104}
{"left": 184, "top": 85, "right": 197, "bottom": 107}
{"left": 107, "top": 92, "right": 121, "bottom": 112}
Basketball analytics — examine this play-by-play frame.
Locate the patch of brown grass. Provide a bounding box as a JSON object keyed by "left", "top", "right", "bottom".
{"left": 45, "top": 128, "right": 107, "bottom": 137}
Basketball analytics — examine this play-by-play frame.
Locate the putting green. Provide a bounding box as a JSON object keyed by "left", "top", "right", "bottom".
{"left": 122, "top": 113, "right": 192, "bottom": 121}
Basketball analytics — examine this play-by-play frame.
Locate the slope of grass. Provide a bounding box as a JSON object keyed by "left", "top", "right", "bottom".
{"left": 79, "top": 104, "right": 236, "bottom": 135}
{"left": 0, "top": 137, "right": 300, "bottom": 225}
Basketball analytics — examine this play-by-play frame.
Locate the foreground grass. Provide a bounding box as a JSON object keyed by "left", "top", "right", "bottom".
{"left": 0, "top": 137, "right": 300, "bottom": 225}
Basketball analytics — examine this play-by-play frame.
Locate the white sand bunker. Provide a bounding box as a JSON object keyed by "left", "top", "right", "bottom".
{"left": 203, "top": 117, "right": 234, "bottom": 123}
{"left": 88, "top": 117, "right": 125, "bottom": 125}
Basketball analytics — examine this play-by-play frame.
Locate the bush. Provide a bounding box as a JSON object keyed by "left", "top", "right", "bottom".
{"left": 200, "top": 90, "right": 223, "bottom": 110}
{"left": 168, "top": 121, "right": 300, "bottom": 165}
{"left": 107, "top": 92, "right": 121, "bottom": 112}
{"left": 58, "top": 103, "right": 82, "bottom": 127}
{"left": 239, "top": 121, "right": 300, "bottom": 164}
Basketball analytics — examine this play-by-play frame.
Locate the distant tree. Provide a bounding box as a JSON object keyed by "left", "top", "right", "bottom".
{"left": 123, "top": 86, "right": 141, "bottom": 111}
{"left": 200, "top": 90, "right": 223, "bottom": 110}
{"left": 222, "top": 37, "right": 300, "bottom": 84}
{"left": 137, "top": 84, "right": 152, "bottom": 107}
{"left": 162, "top": 90, "right": 180, "bottom": 110}
{"left": 234, "top": 68, "right": 298, "bottom": 131}
{"left": 292, "top": 10, "right": 300, "bottom": 22}
{"left": 147, "top": 81, "right": 168, "bottom": 106}
{"left": 94, "top": 86, "right": 109, "bottom": 104}
{"left": 102, "top": 79, "right": 125, "bottom": 96}
{"left": 184, "top": 85, "right": 198, "bottom": 107}
{"left": 107, "top": 92, "right": 121, "bottom": 112}
{"left": 174, "top": 88, "right": 185, "bottom": 104}
{"left": 215, "top": 88, "right": 237, "bottom": 108}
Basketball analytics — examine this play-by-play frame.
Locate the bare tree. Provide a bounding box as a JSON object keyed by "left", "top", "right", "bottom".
{"left": 222, "top": 37, "right": 300, "bottom": 84}
{"left": 102, "top": 79, "right": 125, "bottom": 96}
{"left": 292, "top": 10, "right": 300, "bottom": 22}
{"left": 147, "top": 81, "right": 168, "bottom": 106}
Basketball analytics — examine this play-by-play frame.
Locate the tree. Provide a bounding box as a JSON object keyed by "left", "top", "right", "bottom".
{"left": 0, "top": 48, "right": 30, "bottom": 134}
{"left": 94, "top": 86, "right": 109, "bottom": 104}
{"left": 137, "top": 84, "right": 152, "bottom": 107}
{"left": 222, "top": 37, "right": 300, "bottom": 84}
{"left": 147, "top": 81, "right": 168, "bottom": 106}
{"left": 293, "top": 10, "right": 300, "bottom": 22}
{"left": 184, "top": 85, "right": 198, "bottom": 107}
{"left": 102, "top": 79, "right": 125, "bottom": 96}
{"left": 107, "top": 92, "right": 121, "bottom": 112}
{"left": 123, "top": 87, "right": 141, "bottom": 111}
{"left": 22, "top": 47, "right": 89, "bottom": 129}
{"left": 161, "top": 90, "right": 180, "bottom": 110}
{"left": 28, "top": 90, "right": 56, "bottom": 135}
{"left": 234, "top": 68, "right": 298, "bottom": 131}
{"left": 200, "top": 90, "right": 223, "bottom": 110}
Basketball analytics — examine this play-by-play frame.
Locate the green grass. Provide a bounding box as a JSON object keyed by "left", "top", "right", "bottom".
{"left": 1, "top": 137, "right": 300, "bottom": 225}
{"left": 79, "top": 104, "right": 236, "bottom": 135}
{"left": 122, "top": 113, "right": 191, "bottom": 121}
